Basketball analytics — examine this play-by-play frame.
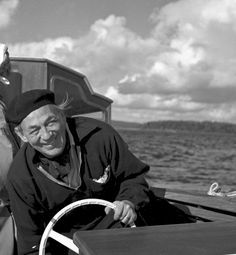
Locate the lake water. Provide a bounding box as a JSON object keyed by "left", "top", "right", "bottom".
{"left": 117, "top": 128, "right": 236, "bottom": 195}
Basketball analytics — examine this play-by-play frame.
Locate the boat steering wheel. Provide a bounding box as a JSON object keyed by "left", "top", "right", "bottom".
{"left": 39, "top": 198, "right": 135, "bottom": 255}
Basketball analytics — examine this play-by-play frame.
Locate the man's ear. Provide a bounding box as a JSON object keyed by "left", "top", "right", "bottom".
{"left": 14, "top": 126, "right": 28, "bottom": 143}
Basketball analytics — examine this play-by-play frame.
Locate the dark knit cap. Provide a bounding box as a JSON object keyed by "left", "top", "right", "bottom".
{"left": 6, "top": 89, "right": 55, "bottom": 125}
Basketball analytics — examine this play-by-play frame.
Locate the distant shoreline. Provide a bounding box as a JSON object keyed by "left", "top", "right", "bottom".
{"left": 112, "top": 120, "right": 236, "bottom": 134}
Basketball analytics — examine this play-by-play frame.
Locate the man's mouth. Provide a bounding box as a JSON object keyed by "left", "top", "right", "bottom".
{"left": 43, "top": 140, "right": 57, "bottom": 148}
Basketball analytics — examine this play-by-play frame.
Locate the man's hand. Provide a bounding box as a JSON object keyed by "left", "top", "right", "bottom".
{"left": 105, "top": 200, "right": 137, "bottom": 226}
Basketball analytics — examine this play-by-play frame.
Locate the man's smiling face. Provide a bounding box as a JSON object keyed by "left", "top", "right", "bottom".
{"left": 18, "top": 104, "right": 67, "bottom": 158}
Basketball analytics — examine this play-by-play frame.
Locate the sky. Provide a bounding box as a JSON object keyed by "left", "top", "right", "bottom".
{"left": 1, "top": 0, "right": 236, "bottom": 123}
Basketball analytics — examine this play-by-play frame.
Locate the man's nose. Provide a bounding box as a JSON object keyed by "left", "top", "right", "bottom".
{"left": 41, "top": 127, "right": 52, "bottom": 140}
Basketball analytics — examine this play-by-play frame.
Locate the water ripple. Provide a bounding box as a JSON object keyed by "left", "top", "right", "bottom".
{"left": 118, "top": 129, "right": 236, "bottom": 192}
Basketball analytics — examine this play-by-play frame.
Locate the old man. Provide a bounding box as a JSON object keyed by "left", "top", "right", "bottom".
{"left": 6, "top": 87, "right": 195, "bottom": 254}
{"left": 6, "top": 89, "right": 152, "bottom": 254}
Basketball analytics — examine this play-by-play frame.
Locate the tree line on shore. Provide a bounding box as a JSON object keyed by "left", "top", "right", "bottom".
{"left": 112, "top": 120, "right": 236, "bottom": 134}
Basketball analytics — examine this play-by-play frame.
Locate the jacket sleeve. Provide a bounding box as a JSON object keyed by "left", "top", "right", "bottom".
{"left": 6, "top": 176, "right": 47, "bottom": 255}
{"left": 107, "top": 127, "right": 151, "bottom": 209}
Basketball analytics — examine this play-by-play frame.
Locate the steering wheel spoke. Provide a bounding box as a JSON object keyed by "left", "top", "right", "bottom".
{"left": 39, "top": 198, "right": 135, "bottom": 255}
{"left": 49, "top": 230, "right": 79, "bottom": 254}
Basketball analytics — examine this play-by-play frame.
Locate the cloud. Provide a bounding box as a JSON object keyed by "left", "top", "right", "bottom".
{"left": 148, "top": 0, "right": 236, "bottom": 93}
{"left": 116, "top": 0, "right": 236, "bottom": 122}
{"left": 0, "top": 0, "right": 19, "bottom": 28}
{"left": 10, "top": 15, "right": 157, "bottom": 92}
{"left": 7, "top": 0, "right": 236, "bottom": 122}
{"left": 10, "top": 37, "right": 74, "bottom": 61}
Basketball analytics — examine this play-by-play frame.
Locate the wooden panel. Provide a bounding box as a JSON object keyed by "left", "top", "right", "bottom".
{"left": 48, "top": 62, "right": 112, "bottom": 115}
{"left": 165, "top": 191, "right": 236, "bottom": 210}
{"left": 165, "top": 191, "right": 236, "bottom": 215}
{"left": 9, "top": 57, "right": 113, "bottom": 121}
{"left": 10, "top": 58, "right": 47, "bottom": 92}
{"left": 73, "top": 221, "right": 236, "bottom": 255}
{"left": 186, "top": 206, "right": 236, "bottom": 222}
{"left": 151, "top": 187, "right": 236, "bottom": 221}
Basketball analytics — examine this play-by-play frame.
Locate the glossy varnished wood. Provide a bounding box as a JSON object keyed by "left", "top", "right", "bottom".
{"left": 73, "top": 221, "right": 236, "bottom": 255}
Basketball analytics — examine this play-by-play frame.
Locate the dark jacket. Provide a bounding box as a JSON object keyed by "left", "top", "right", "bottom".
{"left": 7, "top": 117, "right": 150, "bottom": 255}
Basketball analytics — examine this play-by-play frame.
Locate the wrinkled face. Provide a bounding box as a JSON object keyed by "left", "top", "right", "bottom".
{"left": 16, "top": 104, "right": 67, "bottom": 158}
